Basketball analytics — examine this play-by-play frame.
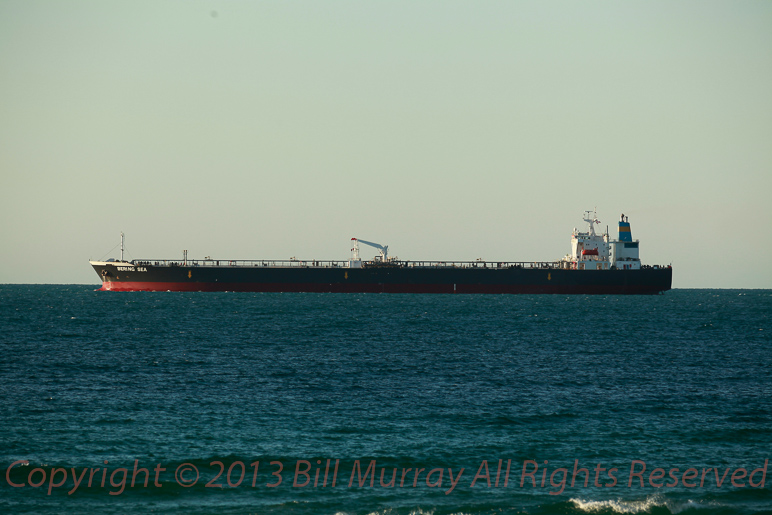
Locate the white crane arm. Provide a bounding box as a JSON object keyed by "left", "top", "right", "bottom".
{"left": 352, "top": 238, "right": 389, "bottom": 261}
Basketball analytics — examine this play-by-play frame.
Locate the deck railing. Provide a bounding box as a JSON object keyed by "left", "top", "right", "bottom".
{"left": 402, "top": 261, "right": 561, "bottom": 269}
{"left": 130, "top": 259, "right": 564, "bottom": 269}
{"left": 133, "top": 259, "right": 349, "bottom": 268}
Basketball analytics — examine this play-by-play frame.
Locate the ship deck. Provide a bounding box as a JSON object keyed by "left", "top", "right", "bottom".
{"left": 131, "top": 259, "right": 565, "bottom": 269}
{"left": 125, "top": 259, "right": 669, "bottom": 270}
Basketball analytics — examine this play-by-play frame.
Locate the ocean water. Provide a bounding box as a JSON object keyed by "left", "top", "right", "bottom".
{"left": 1, "top": 286, "right": 771, "bottom": 514}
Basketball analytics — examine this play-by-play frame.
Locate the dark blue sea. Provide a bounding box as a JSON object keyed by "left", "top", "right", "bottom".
{"left": 1, "top": 286, "right": 771, "bottom": 514}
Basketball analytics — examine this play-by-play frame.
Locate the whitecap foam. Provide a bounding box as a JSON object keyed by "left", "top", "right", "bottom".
{"left": 570, "top": 495, "right": 717, "bottom": 514}
{"left": 571, "top": 497, "right": 660, "bottom": 513}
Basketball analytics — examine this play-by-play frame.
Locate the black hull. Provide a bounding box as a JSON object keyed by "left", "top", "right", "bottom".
{"left": 91, "top": 263, "right": 672, "bottom": 294}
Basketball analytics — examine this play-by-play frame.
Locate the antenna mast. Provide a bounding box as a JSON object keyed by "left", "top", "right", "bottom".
{"left": 120, "top": 232, "right": 125, "bottom": 262}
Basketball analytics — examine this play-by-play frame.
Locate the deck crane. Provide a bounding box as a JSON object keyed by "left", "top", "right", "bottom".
{"left": 351, "top": 238, "right": 389, "bottom": 262}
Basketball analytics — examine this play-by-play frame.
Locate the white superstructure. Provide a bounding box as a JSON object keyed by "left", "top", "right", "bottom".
{"left": 561, "top": 211, "right": 641, "bottom": 270}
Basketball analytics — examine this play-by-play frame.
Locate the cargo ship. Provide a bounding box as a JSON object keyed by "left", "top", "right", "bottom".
{"left": 90, "top": 211, "right": 672, "bottom": 294}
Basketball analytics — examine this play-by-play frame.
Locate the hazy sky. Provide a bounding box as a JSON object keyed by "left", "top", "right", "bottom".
{"left": 1, "top": 1, "right": 770, "bottom": 288}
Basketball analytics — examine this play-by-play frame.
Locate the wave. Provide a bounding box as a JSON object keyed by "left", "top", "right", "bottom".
{"left": 570, "top": 494, "right": 718, "bottom": 514}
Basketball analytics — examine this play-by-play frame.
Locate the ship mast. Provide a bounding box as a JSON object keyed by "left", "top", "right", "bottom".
{"left": 120, "top": 232, "right": 125, "bottom": 262}
{"left": 583, "top": 209, "right": 600, "bottom": 236}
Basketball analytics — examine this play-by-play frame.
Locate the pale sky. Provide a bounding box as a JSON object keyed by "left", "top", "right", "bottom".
{"left": 1, "top": 1, "right": 770, "bottom": 288}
